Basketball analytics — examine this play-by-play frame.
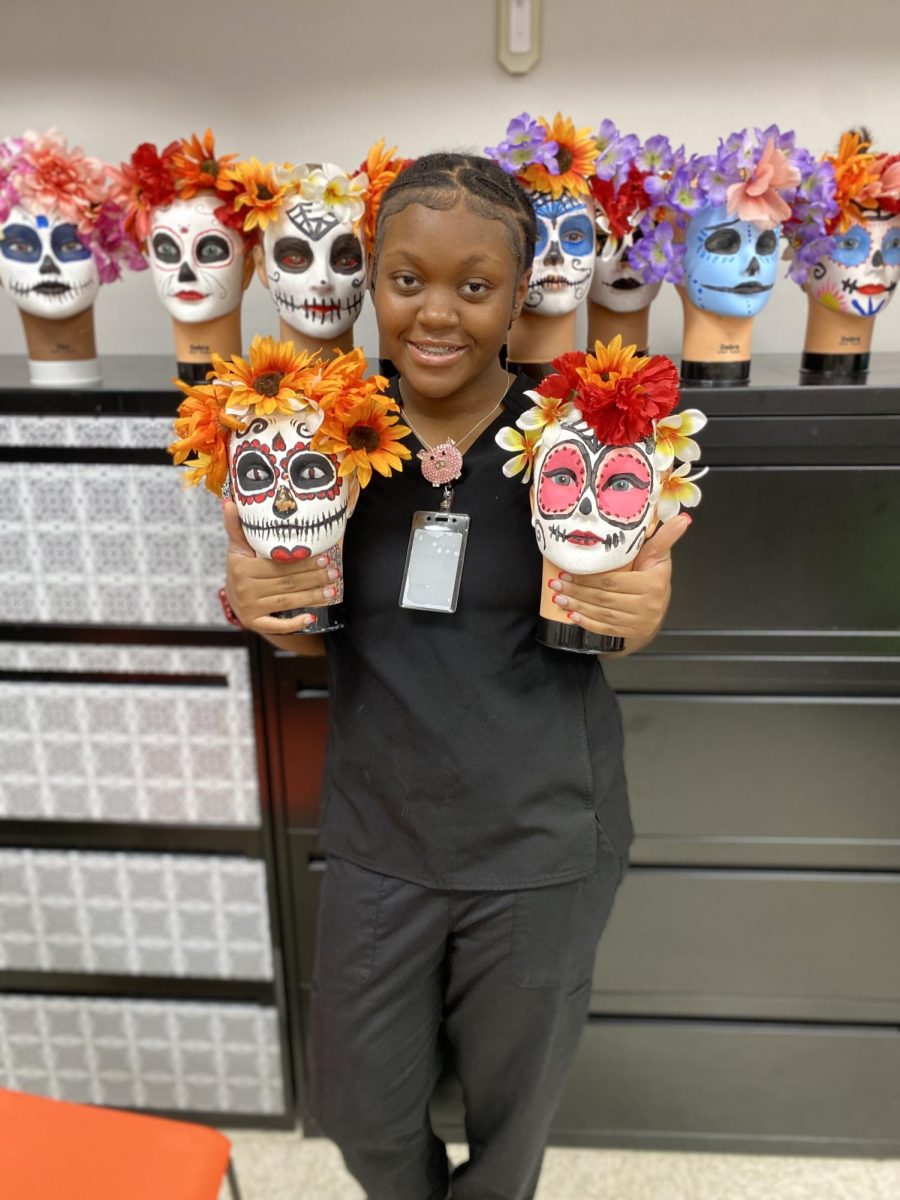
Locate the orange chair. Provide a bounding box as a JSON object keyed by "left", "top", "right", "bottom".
{"left": 0, "top": 1087, "right": 242, "bottom": 1200}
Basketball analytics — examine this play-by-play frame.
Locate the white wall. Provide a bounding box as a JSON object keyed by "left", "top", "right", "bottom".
{"left": 2, "top": 0, "right": 899, "bottom": 362}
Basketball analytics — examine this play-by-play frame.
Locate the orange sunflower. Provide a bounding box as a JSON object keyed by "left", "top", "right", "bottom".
{"left": 212, "top": 335, "right": 322, "bottom": 418}
{"left": 169, "top": 380, "right": 246, "bottom": 495}
{"left": 171, "top": 129, "right": 238, "bottom": 200}
{"left": 355, "top": 139, "right": 413, "bottom": 256}
{"left": 314, "top": 397, "right": 411, "bottom": 489}
{"left": 222, "top": 158, "right": 294, "bottom": 232}
{"left": 520, "top": 113, "right": 596, "bottom": 200}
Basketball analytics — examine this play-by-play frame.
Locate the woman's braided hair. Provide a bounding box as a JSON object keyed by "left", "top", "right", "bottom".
{"left": 373, "top": 152, "right": 537, "bottom": 280}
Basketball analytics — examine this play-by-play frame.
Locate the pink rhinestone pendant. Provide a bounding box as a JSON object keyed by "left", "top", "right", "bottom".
{"left": 418, "top": 441, "right": 463, "bottom": 486}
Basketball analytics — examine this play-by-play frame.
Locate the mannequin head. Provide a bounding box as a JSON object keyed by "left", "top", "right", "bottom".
{"left": 0, "top": 205, "right": 99, "bottom": 318}
{"left": 532, "top": 418, "right": 658, "bottom": 571}
{"left": 257, "top": 172, "right": 366, "bottom": 338}
{"left": 525, "top": 191, "right": 595, "bottom": 315}
{"left": 0, "top": 129, "right": 143, "bottom": 317}
{"left": 149, "top": 192, "right": 247, "bottom": 324}
{"left": 806, "top": 211, "right": 900, "bottom": 317}
{"left": 683, "top": 202, "right": 780, "bottom": 317}
{"left": 589, "top": 225, "right": 663, "bottom": 313}
{"left": 496, "top": 338, "right": 706, "bottom": 572}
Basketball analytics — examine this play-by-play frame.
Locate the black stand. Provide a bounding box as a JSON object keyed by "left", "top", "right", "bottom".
{"left": 680, "top": 359, "right": 751, "bottom": 387}
{"left": 800, "top": 351, "right": 870, "bottom": 384}
{"left": 176, "top": 361, "right": 214, "bottom": 384}
{"left": 274, "top": 601, "right": 346, "bottom": 634}
{"left": 537, "top": 617, "right": 623, "bottom": 655}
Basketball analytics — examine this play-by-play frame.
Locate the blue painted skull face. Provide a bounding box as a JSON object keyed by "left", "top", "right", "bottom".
{"left": 684, "top": 203, "right": 779, "bottom": 318}
{"left": 526, "top": 192, "right": 595, "bottom": 316}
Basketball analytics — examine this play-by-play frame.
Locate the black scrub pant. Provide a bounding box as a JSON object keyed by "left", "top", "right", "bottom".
{"left": 306, "top": 831, "right": 624, "bottom": 1200}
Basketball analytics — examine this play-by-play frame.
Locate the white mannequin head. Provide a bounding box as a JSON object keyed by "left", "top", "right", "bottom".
{"left": 227, "top": 411, "right": 352, "bottom": 561}
{"left": 149, "top": 192, "right": 247, "bottom": 324}
{"left": 806, "top": 210, "right": 900, "bottom": 318}
{"left": 531, "top": 417, "right": 658, "bottom": 573}
{"left": 589, "top": 222, "right": 663, "bottom": 314}
{"left": 258, "top": 186, "right": 365, "bottom": 338}
{"left": 525, "top": 192, "right": 595, "bottom": 316}
{"left": 0, "top": 204, "right": 99, "bottom": 318}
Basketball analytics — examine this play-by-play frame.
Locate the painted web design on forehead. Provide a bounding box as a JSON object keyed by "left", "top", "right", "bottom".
{"left": 286, "top": 201, "right": 341, "bottom": 241}
{"left": 533, "top": 193, "right": 586, "bottom": 220}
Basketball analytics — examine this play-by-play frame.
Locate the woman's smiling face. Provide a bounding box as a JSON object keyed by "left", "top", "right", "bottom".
{"left": 374, "top": 200, "right": 528, "bottom": 401}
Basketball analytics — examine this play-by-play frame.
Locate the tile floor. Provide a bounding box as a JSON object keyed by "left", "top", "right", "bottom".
{"left": 221, "top": 1129, "right": 900, "bottom": 1200}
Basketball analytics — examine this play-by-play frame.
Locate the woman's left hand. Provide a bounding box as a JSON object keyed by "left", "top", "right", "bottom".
{"left": 548, "top": 513, "right": 692, "bottom": 653}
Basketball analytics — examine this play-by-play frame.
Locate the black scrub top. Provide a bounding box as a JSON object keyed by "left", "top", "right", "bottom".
{"left": 319, "top": 372, "right": 632, "bottom": 890}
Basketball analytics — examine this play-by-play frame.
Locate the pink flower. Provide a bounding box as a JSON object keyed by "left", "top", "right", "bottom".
{"left": 15, "top": 128, "right": 107, "bottom": 226}
{"left": 726, "top": 136, "right": 801, "bottom": 229}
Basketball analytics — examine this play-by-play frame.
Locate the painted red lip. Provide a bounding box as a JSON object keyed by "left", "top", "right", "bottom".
{"left": 271, "top": 546, "right": 311, "bottom": 561}
{"left": 175, "top": 290, "right": 207, "bottom": 301}
{"left": 857, "top": 284, "right": 886, "bottom": 295}
{"left": 307, "top": 303, "right": 340, "bottom": 313}
{"left": 565, "top": 531, "right": 601, "bottom": 545}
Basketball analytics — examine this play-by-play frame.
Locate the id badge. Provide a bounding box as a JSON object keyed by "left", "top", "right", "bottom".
{"left": 399, "top": 511, "right": 470, "bottom": 613}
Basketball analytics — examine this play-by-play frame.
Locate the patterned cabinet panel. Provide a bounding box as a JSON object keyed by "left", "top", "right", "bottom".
{"left": 0, "top": 412, "right": 226, "bottom": 627}
{"left": 0, "top": 851, "right": 273, "bottom": 980}
{"left": 0, "top": 994, "right": 285, "bottom": 1114}
{"left": 0, "top": 644, "right": 259, "bottom": 825}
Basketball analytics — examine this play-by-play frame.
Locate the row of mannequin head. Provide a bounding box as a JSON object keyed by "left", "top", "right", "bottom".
{"left": 2, "top": 124, "right": 898, "bottom": 384}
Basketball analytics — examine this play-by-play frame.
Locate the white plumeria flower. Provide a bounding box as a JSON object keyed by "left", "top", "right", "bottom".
{"left": 657, "top": 462, "right": 709, "bottom": 522}
{"left": 298, "top": 164, "right": 367, "bottom": 224}
{"left": 516, "top": 393, "right": 575, "bottom": 440}
{"left": 226, "top": 394, "right": 324, "bottom": 430}
{"left": 495, "top": 425, "right": 543, "bottom": 483}
{"left": 653, "top": 408, "right": 707, "bottom": 471}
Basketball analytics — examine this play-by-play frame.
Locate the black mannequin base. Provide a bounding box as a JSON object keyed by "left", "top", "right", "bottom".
{"left": 800, "top": 351, "right": 870, "bottom": 383}
{"left": 537, "top": 617, "right": 623, "bottom": 655}
{"left": 273, "top": 601, "right": 346, "bottom": 634}
{"left": 680, "top": 359, "right": 751, "bottom": 387}
{"left": 176, "top": 361, "right": 214, "bottom": 384}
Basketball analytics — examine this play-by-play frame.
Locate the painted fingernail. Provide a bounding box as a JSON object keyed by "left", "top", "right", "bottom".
{"left": 304, "top": 614, "right": 317, "bottom": 626}
{"left": 323, "top": 586, "right": 336, "bottom": 600}
{"left": 547, "top": 579, "right": 561, "bottom": 591}
{"left": 553, "top": 594, "right": 569, "bottom": 607}
{"left": 559, "top": 572, "right": 573, "bottom": 582}
{"left": 326, "top": 567, "right": 340, "bottom": 581}
{"left": 568, "top": 612, "right": 581, "bottom": 623}
{"left": 317, "top": 555, "right": 330, "bottom": 566}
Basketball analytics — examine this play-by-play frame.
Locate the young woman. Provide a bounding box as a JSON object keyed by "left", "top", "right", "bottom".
{"left": 225, "top": 154, "right": 689, "bottom": 1200}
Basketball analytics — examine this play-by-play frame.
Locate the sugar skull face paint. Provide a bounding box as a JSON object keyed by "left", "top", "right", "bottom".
{"left": 227, "top": 412, "right": 351, "bottom": 561}
{"left": 526, "top": 192, "right": 595, "bottom": 316}
{"left": 807, "top": 212, "right": 900, "bottom": 318}
{"left": 589, "top": 224, "right": 662, "bottom": 314}
{"left": 261, "top": 177, "right": 366, "bottom": 338}
{"left": 532, "top": 419, "right": 658, "bottom": 573}
{"left": 0, "top": 205, "right": 100, "bottom": 319}
{"left": 684, "top": 202, "right": 779, "bottom": 317}
{"left": 149, "top": 193, "right": 246, "bottom": 324}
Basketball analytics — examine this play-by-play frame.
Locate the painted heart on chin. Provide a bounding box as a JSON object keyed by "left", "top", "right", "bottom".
{"left": 271, "top": 546, "right": 311, "bottom": 561}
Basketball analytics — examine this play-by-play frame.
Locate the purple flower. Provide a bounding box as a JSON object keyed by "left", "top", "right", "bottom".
{"left": 485, "top": 113, "right": 558, "bottom": 176}
{"left": 697, "top": 156, "right": 733, "bottom": 207}
{"left": 666, "top": 165, "right": 704, "bottom": 216}
{"left": 594, "top": 119, "right": 620, "bottom": 153}
{"left": 86, "top": 199, "right": 147, "bottom": 284}
{"left": 756, "top": 124, "right": 796, "bottom": 156}
{"left": 627, "top": 220, "right": 684, "bottom": 285}
{"left": 722, "top": 129, "right": 756, "bottom": 172}
{"left": 635, "top": 135, "right": 674, "bottom": 176}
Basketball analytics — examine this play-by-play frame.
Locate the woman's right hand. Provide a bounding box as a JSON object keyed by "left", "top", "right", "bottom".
{"left": 223, "top": 500, "right": 341, "bottom": 636}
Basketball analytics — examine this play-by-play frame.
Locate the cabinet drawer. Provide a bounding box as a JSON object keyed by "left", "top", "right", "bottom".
{"left": 0, "top": 992, "right": 285, "bottom": 1116}
{"left": 592, "top": 869, "right": 900, "bottom": 1022}
{"left": 619, "top": 695, "right": 900, "bottom": 869}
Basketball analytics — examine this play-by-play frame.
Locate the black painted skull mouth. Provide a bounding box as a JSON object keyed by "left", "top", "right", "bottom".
{"left": 704, "top": 282, "right": 772, "bottom": 295}
{"left": 609, "top": 278, "right": 643, "bottom": 291}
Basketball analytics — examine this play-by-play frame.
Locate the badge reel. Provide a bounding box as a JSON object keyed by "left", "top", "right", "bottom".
{"left": 400, "top": 485, "right": 470, "bottom": 614}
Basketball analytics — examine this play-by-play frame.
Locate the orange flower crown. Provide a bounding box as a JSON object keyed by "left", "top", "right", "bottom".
{"left": 825, "top": 130, "right": 900, "bottom": 234}
{"left": 119, "top": 129, "right": 248, "bottom": 249}
{"left": 353, "top": 139, "right": 414, "bottom": 256}
{"left": 169, "top": 336, "right": 411, "bottom": 494}
{"left": 533, "top": 338, "right": 681, "bottom": 447}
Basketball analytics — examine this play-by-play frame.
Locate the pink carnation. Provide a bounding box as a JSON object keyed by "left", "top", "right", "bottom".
{"left": 726, "top": 136, "right": 801, "bottom": 229}
{"left": 15, "top": 128, "right": 107, "bottom": 229}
